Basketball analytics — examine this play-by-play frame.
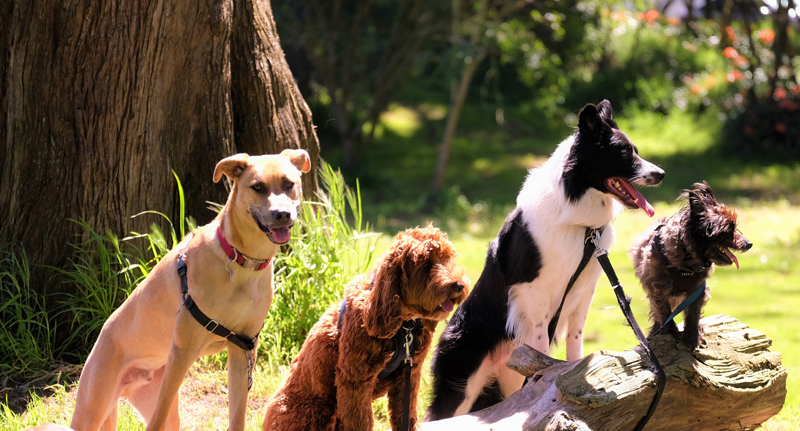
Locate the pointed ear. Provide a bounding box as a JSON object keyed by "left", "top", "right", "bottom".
{"left": 280, "top": 149, "right": 311, "bottom": 173}
{"left": 578, "top": 103, "right": 602, "bottom": 136}
{"left": 692, "top": 181, "right": 715, "bottom": 200}
{"left": 363, "top": 252, "right": 405, "bottom": 338}
{"left": 597, "top": 99, "right": 618, "bottom": 128}
{"left": 213, "top": 153, "right": 250, "bottom": 183}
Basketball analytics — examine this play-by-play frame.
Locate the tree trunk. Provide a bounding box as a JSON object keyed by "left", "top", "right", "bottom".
{"left": 431, "top": 0, "right": 488, "bottom": 194}
{"left": 0, "top": 0, "right": 320, "bottom": 296}
{"left": 421, "top": 315, "right": 787, "bottom": 431}
{"left": 431, "top": 48, "right": 486, "bottom": 193}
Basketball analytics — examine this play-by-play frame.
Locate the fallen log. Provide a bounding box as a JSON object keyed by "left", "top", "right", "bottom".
{"left": 422, "top": 315, "right": 786, "bottom": 431}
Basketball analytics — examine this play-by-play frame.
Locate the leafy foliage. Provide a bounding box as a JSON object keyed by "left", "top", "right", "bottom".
{"left": 260, "top": 162, "right": 380, "bottom": 363}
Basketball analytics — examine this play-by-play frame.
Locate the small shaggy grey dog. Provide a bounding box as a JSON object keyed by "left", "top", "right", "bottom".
{"left": 629, "top": 182, "right": 752, "bottom": 348}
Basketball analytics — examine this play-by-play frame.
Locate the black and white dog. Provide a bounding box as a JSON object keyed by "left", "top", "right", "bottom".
{"left": 426, "top": 100, "right": 665, "bottom": 419}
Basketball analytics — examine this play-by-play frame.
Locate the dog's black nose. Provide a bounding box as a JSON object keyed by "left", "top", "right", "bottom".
{"left": 452, "top": 282, "right": 465, "bottom": 293}
{"left": 741, "top": 238, "right": 753, "bottom": 251}
{"left": 647, "top": 168, "right": 665, "bottom": 185}
{"left": 272, "top": 210, "right": 291, "bottom": 222}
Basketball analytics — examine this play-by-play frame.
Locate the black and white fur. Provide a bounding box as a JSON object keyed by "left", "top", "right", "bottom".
{"left": 426, "top": 100, "right": 666, "bottom": 419}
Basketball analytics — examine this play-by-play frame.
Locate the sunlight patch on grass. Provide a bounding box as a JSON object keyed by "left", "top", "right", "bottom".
{"left": 380, "top": 104, "right": 422, "bottom": 138}
{"left": 726, "top": 166, "right": 800, "bottom": 204}
{"left": 418, "top": 103, "right": 447, "bottom": 121}
{"left": 616, "top": 108, "right": 720, "bottom": 158}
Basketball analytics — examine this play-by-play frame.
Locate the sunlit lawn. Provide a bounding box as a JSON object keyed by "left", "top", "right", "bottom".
{"left": 444, "top": 201, "right": 800, "bottom": 430}
{"left": 7, "top": 201, "right": 797, "bottom": 430}
{"left": 7, "top": 103, "right": 800, "bottom": 429}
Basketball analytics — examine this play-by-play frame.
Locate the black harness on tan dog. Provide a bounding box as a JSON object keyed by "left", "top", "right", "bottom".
{"left": 176, "top": 229, "right": 270, "bottom": 390}
{"left": 337, "top": 295, "right": 420, "bottom": 431}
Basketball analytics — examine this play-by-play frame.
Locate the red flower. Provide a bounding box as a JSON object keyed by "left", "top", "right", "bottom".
{"left": 774, "top": 88, "right": 788, "bottom": 100}
{"left": 727, "top": 70, "right": 743, "bottom": 82}
{"left": 644, "top": 10, "right": 660, "bottom": 22}
{"left": 775, "top": 122, "right": 787, "bottom": 133}
{"left": 668, "top": 17, "right": 680, "bottom": 26}
{"left": 723, "top": 47, "right": 738, "bottom": 58}
{"left": 759, "top": 29, "right": 775, "bottom": 44}
{"left": 725, "top": 26, "right": 737, "bottom": 42}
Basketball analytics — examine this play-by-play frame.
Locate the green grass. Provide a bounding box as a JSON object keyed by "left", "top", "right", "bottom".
{"left": 6, "top": 101, "right": 800, "bottom": 428}
{"left": 0, "top": 244, "right": 57, "bottom": 381}
{"left": 357, "top": 200, "right": 800, "bottom": 429}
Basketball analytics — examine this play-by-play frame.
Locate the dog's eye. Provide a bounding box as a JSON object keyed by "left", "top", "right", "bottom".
{"left": 251, "top": 183, "right": 265, "bottom": 193}
{"left": 283, "top": 180, "right": 295, "bottom": 190}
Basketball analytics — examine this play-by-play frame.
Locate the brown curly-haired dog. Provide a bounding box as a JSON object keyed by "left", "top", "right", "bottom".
{"left": 262, "top": 225, "right": 469, "bottom": 431}
{"left": 629, "top": 182, "right": 752, "bottom": 348}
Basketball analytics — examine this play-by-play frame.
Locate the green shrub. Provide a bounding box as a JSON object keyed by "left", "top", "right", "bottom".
{"left": 260, "top": 162, "right": 380, "bottom": 364}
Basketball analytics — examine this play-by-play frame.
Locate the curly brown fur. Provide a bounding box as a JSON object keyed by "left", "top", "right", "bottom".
{"left": 262, "top": 225, "right": 469, "bottom": 431}
{"left": 629, "top": 182, "right": 752, "bottom": 348}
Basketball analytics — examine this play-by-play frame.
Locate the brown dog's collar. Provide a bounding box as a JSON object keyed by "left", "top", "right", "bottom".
{"left": 216, "top": 225, "right": 272, "bottom": 271}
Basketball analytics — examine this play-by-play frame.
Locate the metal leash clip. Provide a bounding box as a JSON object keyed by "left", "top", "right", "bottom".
{"left": 225, "top": 254, "right": 237, "bottom": 282}
{"left": 588, "top": 228, "right": 607, "bottom": 257}
{"left": 402, "top": 322, "right": 415, "bottom": 367}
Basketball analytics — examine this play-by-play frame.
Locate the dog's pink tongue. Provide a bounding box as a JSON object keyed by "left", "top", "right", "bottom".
{"left": 620, "top": 179, "right": 655, "bottom": 218}
{"left": 441, "top": 300, "right": 454, "bottom": 312}
{"left": 723, "top": 248, "right": 740, "bottom": 269}
{"left": 270, "top": 227, "right": 292, "bottom": 244}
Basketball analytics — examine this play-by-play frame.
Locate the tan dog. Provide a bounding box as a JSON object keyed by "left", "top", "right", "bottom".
{"left": 69, "top": 150, "right": 310, "bottom": 431}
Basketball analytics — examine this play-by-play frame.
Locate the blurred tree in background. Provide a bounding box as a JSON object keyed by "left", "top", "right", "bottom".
{"left": 276, "top": 0, "right": 800, "bottom": 186}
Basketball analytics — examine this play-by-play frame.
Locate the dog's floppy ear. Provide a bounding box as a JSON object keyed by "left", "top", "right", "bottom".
{"left": 213, "top": 153, "right": 250, "bottom": 183}
{"left": 597, "top": 99, "right": 618, "bottom": 129}
{"left": 363, "top": 250, "right": 405, "bottom": 339}
{"left": 280, "top": 149, "right": 311, "bottom": 174}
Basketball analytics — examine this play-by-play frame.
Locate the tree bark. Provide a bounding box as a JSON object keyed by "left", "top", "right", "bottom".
{"left": 0, "top": 0, "right": 320, "bottom": 295}
{"left": 421, "top": 315, "right": 787, "bottom": 431}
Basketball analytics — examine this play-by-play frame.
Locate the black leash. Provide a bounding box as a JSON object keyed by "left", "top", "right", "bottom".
{"left": 547, "top": 228, "right": 601, "bottom": 342}
{"left": 590, "top": 229, "right": 665, "bottom": 431}
{"left": 338, "top": 299, "right": 417, "bottom": 431}
{"left": 177, "top": 236, "right": 260, "bottom": 390}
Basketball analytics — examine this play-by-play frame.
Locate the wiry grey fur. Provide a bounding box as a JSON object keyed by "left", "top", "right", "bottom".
{"left": 629, "top": 182, "right": 752, "bottom": 348}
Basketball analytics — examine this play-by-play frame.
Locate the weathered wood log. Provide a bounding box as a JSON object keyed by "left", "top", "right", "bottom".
{"left": 422, "top": 315, "right": 786, "bottom": 431}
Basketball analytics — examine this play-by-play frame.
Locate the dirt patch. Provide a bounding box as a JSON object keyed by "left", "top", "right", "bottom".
{"left": 1, "top": 363, "right": 274, "bottom": 429}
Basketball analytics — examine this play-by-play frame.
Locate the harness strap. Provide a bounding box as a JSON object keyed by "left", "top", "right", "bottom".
{"left": 593, "top": 237, "right": 664, "bottom": 431}
{"left": 547, "top": 227, "right": 601, "bottom": 343}
{"left": 336, "top": 298, "right": 417, "bottom": 380}
{"left": 654, "top": 281, "right": 707, "bottom": 335}
{"left": 178, "top": 255, "right": 261, "bottom": 352}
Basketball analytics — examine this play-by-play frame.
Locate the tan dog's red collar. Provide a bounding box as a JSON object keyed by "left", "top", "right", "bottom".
{"left": 216, "top": 225, "right": 272, "bottom": 271}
